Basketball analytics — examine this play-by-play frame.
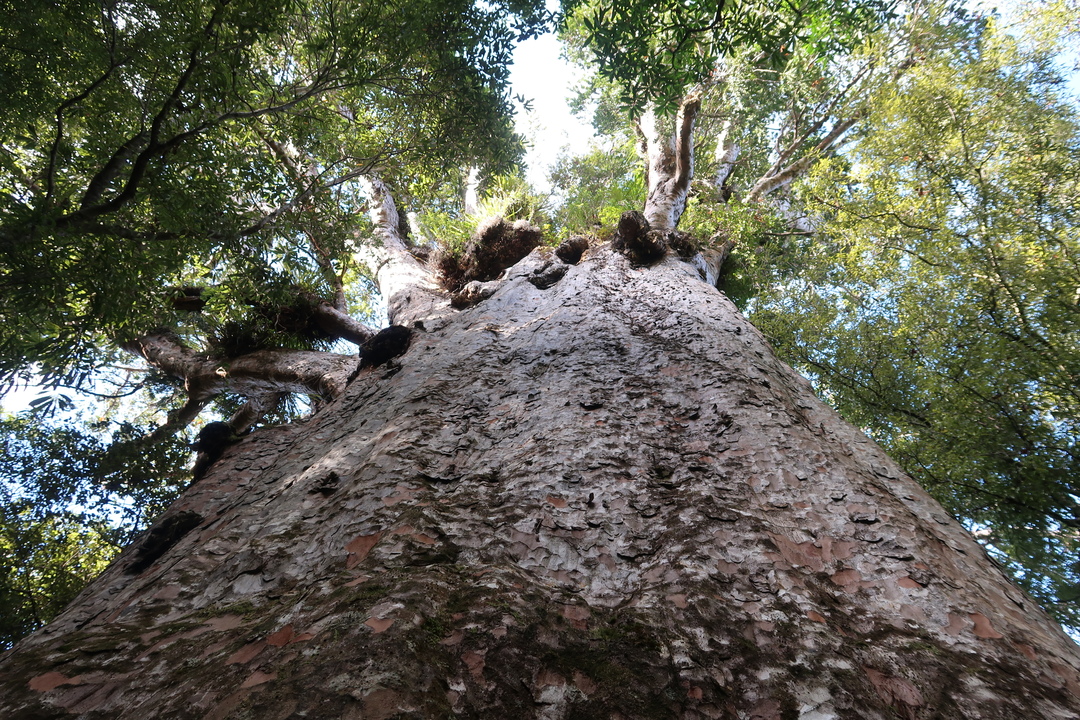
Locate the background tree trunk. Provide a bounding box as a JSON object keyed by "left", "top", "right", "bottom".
{"left": 2, "top": 246, "right": 1079, "bottom": 719}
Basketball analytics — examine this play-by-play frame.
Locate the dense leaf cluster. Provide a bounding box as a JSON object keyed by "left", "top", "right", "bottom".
{"left": 563, "top": 0, "right": 897, "bottom": 114}
{"left": 753, "top": 10, "right": 1080, "bottom": 626}
{"left": 0, "top": 415, "right": 189, "bottom": 648}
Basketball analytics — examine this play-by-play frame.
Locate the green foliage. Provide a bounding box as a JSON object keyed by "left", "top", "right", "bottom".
{"left": 562, "top": 0, "right": 897, "bottom": 115}
{"left": 679, "top": 195, "right": 792, "bottom": 304}
{"left": 416, "top": 173, "right": 551, "bottom": 255}
{"left": 0, "top": 0, "right": 550, "bottom": 390}
{"left": 0, "top": 506, "right": 118, "bottom": 650}
{"left": 0, "top": 413, "right": 191, "bottom": 647}
{"left": 746, "top": 8, "right": 1080, "bottom": 629}
{"left": 548, "top": 138, "right": 645, "bottom": 235}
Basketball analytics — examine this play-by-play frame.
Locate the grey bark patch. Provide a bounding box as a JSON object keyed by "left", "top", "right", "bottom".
{"left": 450, "top": 279, "right": 499, "bottom": 308}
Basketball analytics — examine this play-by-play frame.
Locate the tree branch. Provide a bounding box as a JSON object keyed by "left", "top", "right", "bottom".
{"left": 310, "top": 298, "right": 375, "bottom": 346}
{"left": 122, "top": 331, "right": 356, "bottom": 437}
{"left": 145, "top": 396, "right": 210, "bottom": 444}
{"left": 228, "top": 393, "right": 286, "bottom": 436}
{"left": 353, "top": 176, "right": 449, "bottom": 326}
{"left": 46, "top": 61, "right": 124, "bottom": 202}
{"left": 747, "top": 114, "right": 860, "bottom": 202}
{"left": 640, "top": 92, "right": 703, "bottom": 233}
{"left": 714, "top": 120, "right": 741, "bottom": 191}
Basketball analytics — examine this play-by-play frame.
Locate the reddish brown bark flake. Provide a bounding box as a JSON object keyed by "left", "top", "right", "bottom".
{"left": 767, "top": 532, "right": 826, "bottom": 571}
{"left": 362, "top": 688, "right": 407, "bottom": 720}
{"left": 572, "top": 671, "right": 598, "bottom": 695}
{"left": 830, "top": 568, "right": 862, "bottom": 587}
{"left": 545, "top": 495, "right": 568, "bottom": 508}
{"left": 749, "top": 699, "right": 782, "bottom": 720}
{"left": 345, "top": 532, "right": 382, "bottom": 568}
{"left": 225, "top": 641, "right": 266, "bottom": 665}
{"left": 944, "top": 613, "right": 968, "bottom": 636}
{"left": 266, "top": 624, "right": 294, "bottom": 646}
{"left": 462, "top": 650, "right": 486, "bottom": 681}
{"left": 970, "top": 612, "right": 1005, "bottom": 639}
{"left": 364, "top": 616, "right": 395, "bottom": 633}
{"left": 536, "top": 668, "right": 566, "bottom": 687}
{"left": 28, "top": 672, "right": 77, "bottom": 692}
{"left": 202, "top": 614, "right": 245, "bottom": 631}
{"left": 1016, "top": 643, "right": 1038, "bottom": 661}
{"left": 864, "top": 667, "right": 924, "bottom": 719}
{"left": 560, "top": 604, "right": 591, "bottom": 621}
{"left": 240, "top": 671, "right": 277, "bottom": 688}
{"left": 667, "top": 593, "right": 689, "bottom": 608}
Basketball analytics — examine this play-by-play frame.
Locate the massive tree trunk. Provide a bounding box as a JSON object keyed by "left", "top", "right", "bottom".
{"left": 2, "top": 241, "right": 1080, "bottom": 719}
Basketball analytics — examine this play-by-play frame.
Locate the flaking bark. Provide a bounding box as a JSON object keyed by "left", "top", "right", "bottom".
{"left": 5, "top": 247, "right": 1078, "bottom": 719}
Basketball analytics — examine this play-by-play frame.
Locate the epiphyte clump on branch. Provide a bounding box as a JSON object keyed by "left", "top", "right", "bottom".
{"left": 359, "top": 325, "right": 412, "bottom": 369}
{"left": 191, "top": 421, "right": 237, "bottom": 480}
{"left": 434, "top": 217, "right": 542, "bottom": 291}
{"left": 555, "top": 235, "right": 590, "bottom": 265}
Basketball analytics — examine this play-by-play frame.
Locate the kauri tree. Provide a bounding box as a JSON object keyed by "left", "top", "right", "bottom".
{"left": 1, "top": 0, "right": 1079, "bottom": 718}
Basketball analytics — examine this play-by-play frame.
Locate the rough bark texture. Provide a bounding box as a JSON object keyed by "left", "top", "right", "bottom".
{"left": 3, "top": 247, "right": 1079, "bottom": 719}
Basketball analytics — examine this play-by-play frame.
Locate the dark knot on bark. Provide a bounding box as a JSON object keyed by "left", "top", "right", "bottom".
{"left": 191, "top": 421, "right": 238, "bottom": 480}
{"left": 555, "top": 235, "right": 590, "bottom": 265}
{"left": 127, "top": 510, "right": 204, "bottom": 574}
{"left": 612, "top": 211, "right": 667, "bottom": 265}
{"left": 359, "top": 324, "right": 412, "bottom": 369}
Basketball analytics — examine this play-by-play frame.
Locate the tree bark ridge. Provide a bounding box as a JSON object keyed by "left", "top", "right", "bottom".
{"left": 6, "top": 247, "right": 1078, "bottom": 719}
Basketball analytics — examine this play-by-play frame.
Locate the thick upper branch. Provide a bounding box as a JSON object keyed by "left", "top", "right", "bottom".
{"left": 123, "top": 331, "right": 355, "bottom": 423}
{"left": 640, "top": 93, "right": 702, "bottom": 233}
{"left": 353, "top": 176, "right": 449, "bottom": 327}
{"left": 747, "top": 114, "right": 860, "bottom": 202}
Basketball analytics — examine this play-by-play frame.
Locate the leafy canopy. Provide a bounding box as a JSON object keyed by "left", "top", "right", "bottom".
{"left": 562, "top": 0, "right": 898, "bottom": 114}
{"left": 0, "top": 0, "right": 550, "bottom": 390}
{"left": 746, "top": 6, "right": 1080, "bottom": 629}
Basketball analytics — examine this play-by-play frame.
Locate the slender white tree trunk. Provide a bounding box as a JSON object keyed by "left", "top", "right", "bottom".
{"left": 353, "top": 176, "right": 451, "bottom": 328}
{"left": 3, "top": 245, "right": 1078, "bottom": 719}
{"left": 641, "top": 96, "right": 701, "bottom": 233}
